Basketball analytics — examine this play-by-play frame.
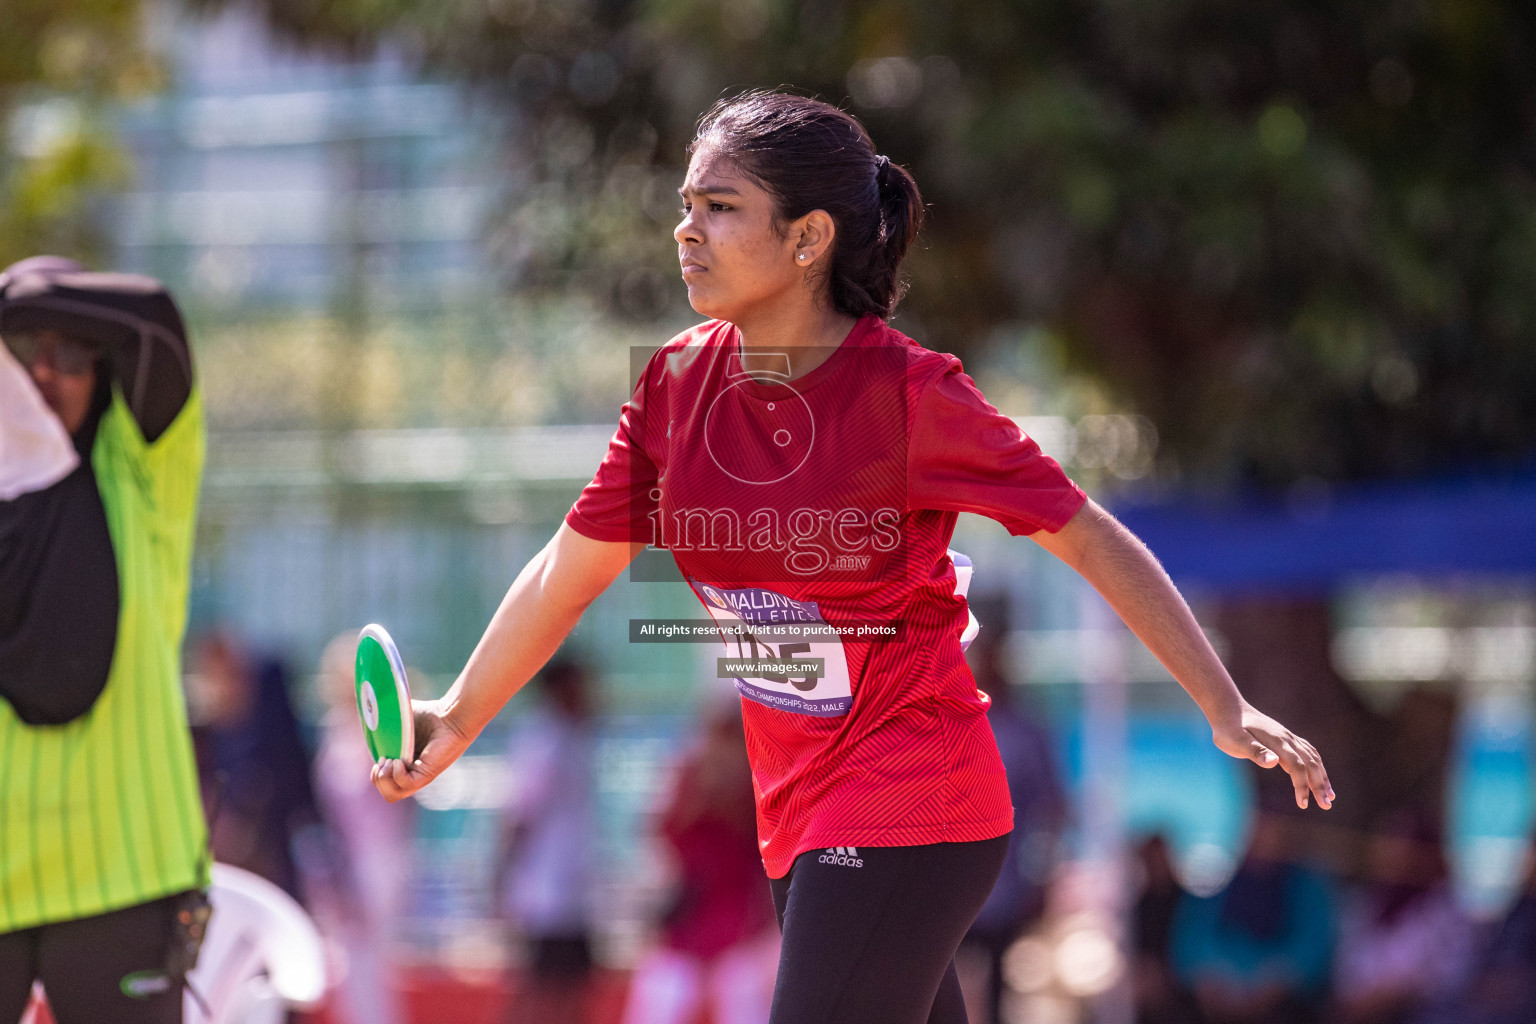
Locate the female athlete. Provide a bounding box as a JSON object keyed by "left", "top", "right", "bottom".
{"left": 372, "top": 90, "right": 1334, "bottom": 1024}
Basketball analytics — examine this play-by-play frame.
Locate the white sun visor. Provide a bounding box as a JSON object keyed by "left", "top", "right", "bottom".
{"left": 0, "top": 339, "right": 79, "bottom": 500}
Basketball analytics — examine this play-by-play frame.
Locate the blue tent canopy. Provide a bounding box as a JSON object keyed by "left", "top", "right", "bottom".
{"left": 1114, "top": 474, "right": 1536, "bottom": 592}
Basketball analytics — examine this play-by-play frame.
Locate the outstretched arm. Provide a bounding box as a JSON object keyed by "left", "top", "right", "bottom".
{"left": 371, "top": 523, "right": 644, "bottom": 802}
{"left": 1030, "top": 499, "right": 1335, "bottom": 811}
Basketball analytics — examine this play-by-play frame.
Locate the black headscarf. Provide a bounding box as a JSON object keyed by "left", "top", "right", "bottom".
{"left": 0, "top": 258, "right": 192, "bottom": 725}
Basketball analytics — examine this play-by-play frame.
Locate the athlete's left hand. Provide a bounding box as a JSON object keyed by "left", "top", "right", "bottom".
{"left": 1211, "top": 702, "right": 1335, "bottom": 811}
{"left": 370, "top": 698, "right": 472, "bottom": 803}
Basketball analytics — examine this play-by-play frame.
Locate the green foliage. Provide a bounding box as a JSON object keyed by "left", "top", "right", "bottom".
{"left": 118, "top": 1, "right": 1536, "bottom": 481}
{"left": 0, "top": 0, "right": 158, "bottom": 267}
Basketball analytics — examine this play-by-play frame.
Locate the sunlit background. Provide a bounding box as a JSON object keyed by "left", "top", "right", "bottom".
{"left": 6, "top": 1, "right": 1536, "bottom": 1022}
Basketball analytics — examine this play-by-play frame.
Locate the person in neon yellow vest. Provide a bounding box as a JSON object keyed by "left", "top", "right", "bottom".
{"left": 0, "top": 257, "right": 208, "bottom": 1023}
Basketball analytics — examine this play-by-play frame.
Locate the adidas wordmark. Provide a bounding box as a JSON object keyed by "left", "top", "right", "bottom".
{"left": 818, "top": 846, "right": 863, "bottom": 867}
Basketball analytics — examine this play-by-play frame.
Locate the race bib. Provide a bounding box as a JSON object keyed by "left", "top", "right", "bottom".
{"left": 690, "top": 579, "right": 853, "bottom": 717}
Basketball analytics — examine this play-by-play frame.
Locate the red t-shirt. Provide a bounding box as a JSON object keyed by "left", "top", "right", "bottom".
{"left": 566, "top": 315, "right": 1086, "bottom": 877}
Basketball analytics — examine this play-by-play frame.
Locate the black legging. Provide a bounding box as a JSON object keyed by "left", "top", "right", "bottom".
{"left": 0, "top": 894, "right": 184, "bottom": 1024}
{"left": 768, "top": 834, "right": 1009, "bottom": 1024}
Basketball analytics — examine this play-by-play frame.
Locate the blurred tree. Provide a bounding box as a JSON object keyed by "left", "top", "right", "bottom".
{"left": 196, "top": 0, "right": 1536, "bottom": 490}
{"left": 0, "top": 0, "right": 158, "bottom": 264}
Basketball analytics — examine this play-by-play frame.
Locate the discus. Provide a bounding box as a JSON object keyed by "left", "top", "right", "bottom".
{"left": 354, "top": 624, "right": 415, "bottom": 763}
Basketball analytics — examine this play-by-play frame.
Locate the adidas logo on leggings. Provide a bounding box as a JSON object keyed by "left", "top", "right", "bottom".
{"left": 818, "top": 846, "right": 863, "bottom": 867}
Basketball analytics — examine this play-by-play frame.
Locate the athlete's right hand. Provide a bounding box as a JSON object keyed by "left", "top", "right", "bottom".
{"left": 370, "top": 698, "right": 472, "bottom": 803}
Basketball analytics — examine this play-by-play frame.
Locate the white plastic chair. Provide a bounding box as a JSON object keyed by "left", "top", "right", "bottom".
{"left": 183, "top": 863, "right": 328, "bottom": 1024}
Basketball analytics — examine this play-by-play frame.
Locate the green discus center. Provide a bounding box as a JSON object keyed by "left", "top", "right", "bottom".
{"left": 355, "top": 635, "right": 407, "bottom": 761}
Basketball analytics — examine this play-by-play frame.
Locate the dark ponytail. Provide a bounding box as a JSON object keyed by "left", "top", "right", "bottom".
{"left": 874, "top": 155, "right": 923, "bottom": 312}
{"left": 690, "top": 90, "right": 924, "bottom": 319}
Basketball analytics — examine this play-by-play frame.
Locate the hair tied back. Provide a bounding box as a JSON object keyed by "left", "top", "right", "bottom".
{"left": 691, "top": 92, "right": 923, "bottom": 318}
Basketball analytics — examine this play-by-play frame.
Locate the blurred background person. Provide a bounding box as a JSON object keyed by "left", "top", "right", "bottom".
{"left": 1131, "top": 833, "right": 1204, "bottom": 1024}
{"left": 494, "top": 657, "right": 599, "bottom": 1024}
{"left": 1426, "top": 838, "right": 1536, "bottom": 1024}
{"left": 621, "top": 692, "right": 777, "bottom": 1024}
{"left": 300, "top": 630, "right": 414, "bottom": 1024}
{"left": 0, "top": 258, "right": 207, "bottom": 1023}
{"left": 189, "top": 629, "right": 318, "bottom": 899}
{"left": 1330, "top": 809, "right": 1471, "bottom": 1024}
{"left": 1171, "top": 813, "right": 1336, "bottom": 1024}
{"left": 959, "top": 610, "right": 1067, "bottom": 1024}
